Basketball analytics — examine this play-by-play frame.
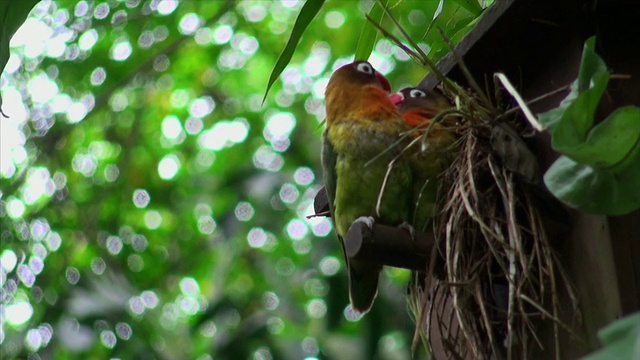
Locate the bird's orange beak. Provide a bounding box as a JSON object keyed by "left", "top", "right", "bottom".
{"left": 376, "top": 72, "right": 391, "bottom": 92}
{"left": 389, "top": 92, "right": 404, "bottom": 106}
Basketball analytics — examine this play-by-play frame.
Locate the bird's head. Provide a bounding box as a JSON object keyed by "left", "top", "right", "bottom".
{"left": 327, "top": 61, "right": 391, "bottom": 93}
{"left": 390, "top": 87, "right": 452, "bottom": 127}
{"left": 324, "top": 61, "right": 397, "bottom": 125}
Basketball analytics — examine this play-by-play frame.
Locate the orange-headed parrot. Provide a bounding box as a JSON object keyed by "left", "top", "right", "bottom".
{"left": 390, "top": 87, "right": 458, "bottom": 232}
{"left": 322, "top": 61, "right": 412, "bottom": 313}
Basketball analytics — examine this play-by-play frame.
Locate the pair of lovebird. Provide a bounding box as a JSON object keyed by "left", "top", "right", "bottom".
{"left": 322, "top": 60, "right": 458, "bottom": 314}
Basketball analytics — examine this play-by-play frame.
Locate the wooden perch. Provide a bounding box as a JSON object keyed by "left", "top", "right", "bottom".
{"left": 345, "top": 221, "right": 436, "bottom": 271}
{"left": 314, "top": 188, "right": 441, "bottom": 271}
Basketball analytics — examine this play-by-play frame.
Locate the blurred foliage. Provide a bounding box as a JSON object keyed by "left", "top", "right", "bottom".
{"left": 0, "top": 0, "right": 488, "bottom": 359}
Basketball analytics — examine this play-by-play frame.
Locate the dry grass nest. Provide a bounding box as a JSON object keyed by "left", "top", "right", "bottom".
{"left": 406, "top": 85, "right": 581, "bottom": 360}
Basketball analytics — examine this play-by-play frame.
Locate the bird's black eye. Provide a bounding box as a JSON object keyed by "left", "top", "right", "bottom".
{"left": 409, "top": 89, "right": 427, "bottom": 98}
{"left": 355, "top": 62, "right": 374, "bottom": 75}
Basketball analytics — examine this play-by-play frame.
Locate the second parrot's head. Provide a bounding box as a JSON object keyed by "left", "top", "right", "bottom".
{"left": 389, "top": 87, "right": 452, "bottom": 127}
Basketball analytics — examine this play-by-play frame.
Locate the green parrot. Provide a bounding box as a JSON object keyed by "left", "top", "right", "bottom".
{"left": 390, "top": 87, "right": 458, "bottom": 233}
{"left": 322, "top": 61, "right": 412, "bottom": 313}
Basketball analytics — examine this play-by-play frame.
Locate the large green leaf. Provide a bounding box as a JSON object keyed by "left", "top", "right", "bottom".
{"left": 551, "top": 71, "right": 610, "bottom": 155}
{"left": 540, "top": 36, "right": 640, "bottom": 215}
{"left": 583, "top": 312, "right": 640, "bottom": 360}
{"left": 538, "top": 37, "right": 606, "bottom": 130}
{"left": 558, "top": 106, "right": 640, "bottom": 167}
{"left": 0, "top": 0, "right": 39, "bottom": 75}
{"left": 263, "top": 0, "right": 324, "bottom": 102}
{"left": 0, "top": 0, "right": 39, "bottom": 115}
{"left": 451, "top": 0, "right": 483, "bottom": 16}
{"left": 544, "top": 108, "right": 640, "bottom": 215}
{"left": 354, "top": 0, "right": 389, "bottom": 61}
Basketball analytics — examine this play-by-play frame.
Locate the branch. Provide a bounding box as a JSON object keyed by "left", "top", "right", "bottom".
{"left": 346, "top": 220, "right": 436, "bottom": 272}
{"left": 312, "top": 188, "right": 441, "bottom": 271}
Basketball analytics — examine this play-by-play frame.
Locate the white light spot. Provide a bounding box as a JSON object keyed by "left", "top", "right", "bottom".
{"left": 1, "top": 250, "right": 18, "bottom": 272}
{"left": 303, "top": 56, "right": 327, "bottom": 77}
{"left": 213, "top": 25, "right": 233, "bottom": 44}
{"left": 161, "top": 115, "right": 183, "bottom": 139}
{"left": 344, "top": 305, "right": 364, "bottom": 322}
{"left": 25, "top": 328, "right": 43, "bottom": 352}
{"left": 197, "top": 215, "right": 216, "bottom": 235}
{"left": 5, "top": 302, "right": 33, "bottom": 325}
{"left": 6, "top": 198, "right": 26, "bottom": 219}
{"left": 286, "top": 219, "right": 308, "bottom": 240}
{"left": 180, "top": 277, "right": 200, "bottom": 296}
{"left": 28, "top": 74, "right": 58, "bottom": 104}
{"left": 293, "top": 167, "right": 314, "bottom": 185}
{"left": 158, "top": 154, "right": 180, "bottom": 180}
{"left": 133, "top": 189, "right": 150, "bottom": 208}
{"left": 198, "top": 119, "right": 249, "bottom": 151}
{"left": 247, "top": 228, "right": 267, "bottom": 248}
{"left": 264, "top": 112, "right": 295, "bottom": 141}
{"left": 306, "top": 299, "right": 327, "bottom": 318}
{"left": 91, "top": 67, "right": 107, "bottom": 86}
{"left": 244, "top": 4, "right": 267, "bottom": 22}
{"left": 67, "top": 102, "right": 88, "bottom": 123}
{"left": 142, "top": 290, "right": 159, "bottom": 308}
{"left": 279, "top": 183, "right": 299, "bottom": 204}
{"left": 116, "top": 323, "right": 132, "bottom": 340}
{"left": 157, "top": 0, "right": 179, "bottom": 15}
{"left": 185, "top": 117, "right": 203, "bottom": 135}
{"left": 319, "top": 256, "right": 340, "bottom": 276}
{"left": 234, "top": 202, "right": 254, "bottom": 222}
{"left": 94, "top": 3, "right": 110, "bottom": 19}
{"left": 66, "top": 267, "right": 80, "bottom": 284}
{"left": 51, "top": 93, "right": 71, "bottom": 113}
{"left": 100, "top": 330, "right": 117, "bottom": 348}
{"left": 106, "top": 236, "right": 123, "bottom": 255}
{"left": 189, "top": 97, "right": 215, "bottom": 118}
{"left": 79, "top": 29, "right": 99, "bottom": 51}
{"left": 238, "top": 36, "right": 258, "bottom": 55}
{"left": 311, "top": 78, "right": 328, "bottom": 99}
{"left": 262, "top": 292, "right": 279, "bottom": 310}
{"left": 29, "top": 256, "right": 44, "bottom": 275}
{"left": 325, "top": 11, "right": 345, "bottom": 29}
{"left": 145, "top": 210, "right": 162, "bottom": 229}
{"left": 179, "top": 13, "right": 202, "bottom": 35}
{"left": 110, "top": 41, "right": 132, "bottom": 61}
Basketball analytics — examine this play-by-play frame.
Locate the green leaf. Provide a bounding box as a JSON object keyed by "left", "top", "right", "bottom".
{"left": 355, "top": 0, "right": 389, "bottom": 61}
{"left": 551, "top": 71, "right": 610, "bottom": 157}
{"left": 263, "top": 0, "right": 324, "bottom": 103}
{"left": 577, "top": 36, "right": 607, "bottom": 92}
{"left": 559, "top": 107, "right": 640, "bottom": 167}
{"left": 583, "top": 313, "right": 640, "bottom": 360}
{"left": 599, "top": 313, "right": 640, "bottom": 345}
{"left": 451, "top": 0, "right": 483, "bottom": 16}
{"left": 544, "top": 130, "right": 640, "bottom": 215}
{"left": 0, "top": 0, "right": 39, "bottom": 75}
{"left": 0, "top": 0, "right": 39, "bottom": 116}
{"left": 538, "top": 36, "right": 605, "bottom": 131}
{"left": 540, "top": 36, "right": 640, "bottom": 215}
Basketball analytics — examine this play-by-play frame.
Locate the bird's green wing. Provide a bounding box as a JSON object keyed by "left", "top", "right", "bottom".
{"left": 321, "top": 129, "right": 337, "bottom": 219}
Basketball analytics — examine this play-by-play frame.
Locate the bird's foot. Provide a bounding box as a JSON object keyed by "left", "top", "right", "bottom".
{"left": 354, "top": 216, "right": 375, "bottom": 229}
{"left": 398, "top": 221, "right": 416, "bottom": 242}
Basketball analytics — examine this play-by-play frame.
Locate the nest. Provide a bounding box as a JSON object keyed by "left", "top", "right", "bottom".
{"left": 406, "top": 87, "right": 580, "bottom": 359}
